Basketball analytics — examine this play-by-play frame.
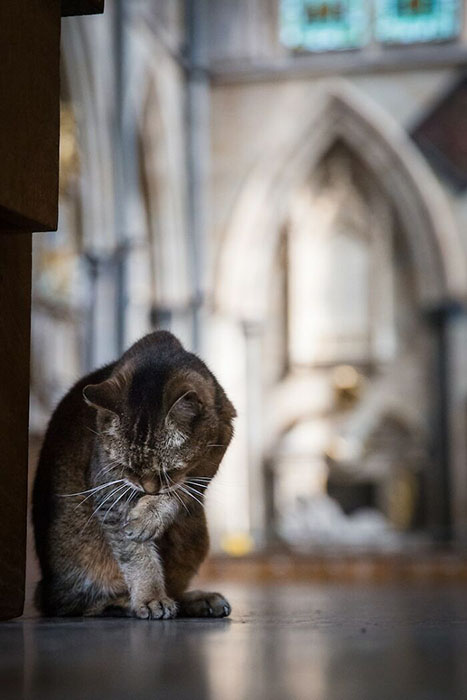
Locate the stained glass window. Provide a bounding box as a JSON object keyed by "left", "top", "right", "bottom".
{"left": 375, "top": 0, "right": 461, "bottom": 44}
{"left": 280, "top": 1, "right": 369, "bottom": 52}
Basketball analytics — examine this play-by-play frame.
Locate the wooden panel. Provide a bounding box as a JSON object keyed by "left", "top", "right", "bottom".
{"left": 0, "top": 232, "right": 32, "bottom": 620}
{"left": 62, "top": 0, "right": 104, "bottom": 17}
{"left": 0, "top": 0, "right": 60, "bottom": 232}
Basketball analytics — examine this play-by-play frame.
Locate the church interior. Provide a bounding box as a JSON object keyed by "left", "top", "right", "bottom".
{"left": 30, "top": 0, "right": 467, "bottom": 562}
{"left": 4, "top": 1, "right": 467, "bottom": 698}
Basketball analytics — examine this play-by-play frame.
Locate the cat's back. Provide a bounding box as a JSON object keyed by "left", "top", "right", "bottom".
{"left": 32, "top": 363, "right": 115, "bottom": 566}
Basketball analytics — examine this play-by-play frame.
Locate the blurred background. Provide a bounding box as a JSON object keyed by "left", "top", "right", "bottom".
{"left": 29, "top": 0, "right": 467, "bottom": 573}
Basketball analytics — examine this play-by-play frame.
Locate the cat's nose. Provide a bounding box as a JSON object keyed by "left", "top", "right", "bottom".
{"left": 141, "top": 476, "right": 159, "bottom": 494}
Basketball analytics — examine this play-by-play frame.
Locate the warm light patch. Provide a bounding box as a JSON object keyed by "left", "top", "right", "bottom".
{"left": 221, "top": 532, "right": 254, "bottom": 557}
{"left": 332, "top": 364, "right": 359, "bottom": 390}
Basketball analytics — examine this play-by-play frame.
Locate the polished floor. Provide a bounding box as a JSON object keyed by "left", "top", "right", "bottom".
{"left": 2, "top": 583, "right": 467, "bottom": 699}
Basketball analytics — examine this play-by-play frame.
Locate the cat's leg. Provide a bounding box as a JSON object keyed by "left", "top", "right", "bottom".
{"left": 101, "top": 494, "right": 180, "bottom": 619}
{"left": 109, "top": 537, "right": 178, "bottom": 619}
{"left": 161, "top": 513, "right": 232, "bottom": 619}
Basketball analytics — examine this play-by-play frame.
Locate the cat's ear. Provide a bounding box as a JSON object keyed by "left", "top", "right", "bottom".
{"left": 164, "top": 371, "right": 212, "bottom": 431}
{"left": 166, "top": 389, "right": 203, "bottom": 429}
{"left": 83, "top": 379, "right": 121, "bottom": 416}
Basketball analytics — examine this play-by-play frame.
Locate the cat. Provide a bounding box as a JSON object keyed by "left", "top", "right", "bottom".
{"left": 32, "top": 331, "right": 236, "bottom": 619}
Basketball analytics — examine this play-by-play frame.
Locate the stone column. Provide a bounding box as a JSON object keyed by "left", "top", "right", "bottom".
{"left": 425, "top": 301, "right": 465, "bottom": 542}
{"left": 243, "top": 320, "right": 267, "bottom": 548}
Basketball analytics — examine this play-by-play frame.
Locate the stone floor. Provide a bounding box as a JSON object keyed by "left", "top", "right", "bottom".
{"left": 2, "top": 582, "right": 467, "bottom": 699}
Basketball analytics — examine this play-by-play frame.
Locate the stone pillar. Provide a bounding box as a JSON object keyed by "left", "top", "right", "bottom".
{"left": 243, "top": 320, "right": 267, "bottom": 547}
{"left": 444, "top": 306, "right": 467, "bottom": 543}
{"left": 186, "top": 0, "right": 210, "bottom": 353}
{"left": 425, "top": 301, "right": 465, "bottom": 543}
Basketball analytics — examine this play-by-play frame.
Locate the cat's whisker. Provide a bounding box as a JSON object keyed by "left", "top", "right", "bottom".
{"left": 163, "top": 470, "right": 213, "bottom": 507}
{"left": 84, "top": 425, "right": 115, "bottom": 438}
{"left": 162, "top": 467, "right": 170, "bottom": 491}
{"left": 186, "top": 480, "right": 217, "bottom": 489}
{"left": 93, "top": 461, "right": 121, "bottom": 480}
{"left": 103, "top": 486, "right": 133, "bottom": 521}
{"left": 184, "top": 482, "right": 225, "bottom": 506}
{"left": 81, "top": 483, "right": 129, "bottom": 532}
{"left": 161, "top": 472, "right": 191, "bottom": 512}
{"left": 173, "top": 485, "right": 193, "bottom": 513}
{"left": 186, "top": 481, "right": 209, "bottom": 490}
{"left": 58, "top": 479, "right": 125, "bottom": 498}
{"left": 84, "top": 426, "right": 101, "bottom": 436}
{"left": 185, "top": 484, "right": 207, "bottom": 498}
{"left": 182, "top": 490, "right": 204, "bottom": 508}
{"left": 74, "top": 486, "right": 112, "bottom": 510}
{"left": 102, "top": 458, "right": 123, "bottom": 467}
{"left": 127, "top": 489, "right": 139, "bottom": 506}
{"left": 97, "top": 483, "right": 129, "bottom": 509}
{"left": 165, "top": 471, "right": 179, "bottom": 493}
{"left": 93, "top": 466, "right": 109, "bottom": 480}
{"left": 207, "top": 444, "right": 226, "bottom": 448}
{"left": 171, "top": 485, "right": 190, "bottom": 515}
{"left": 178, "top": 484, "right": 204, "bottom": 508}
{"left": 186, "top": 483, "right": 222, "bottom": 503}
{"left": 186, "top": 479, "right": 230, "bottom": 495}
{"left": 161, "top": 469, "right": 178, "bottom": 499}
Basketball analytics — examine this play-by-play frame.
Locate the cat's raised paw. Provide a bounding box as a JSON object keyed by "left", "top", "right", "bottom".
{"left": 135, "top": 597, "right": 178, "bottom": 620}
{"left": 178, "top": 590, "right": 231, "bottom": 618}
{"left": 124, "top": 496, "right": 162, "bottom": 542}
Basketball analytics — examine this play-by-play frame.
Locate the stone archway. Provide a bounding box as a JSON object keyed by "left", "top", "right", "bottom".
{"left": 215, "top": 80, "right": 467, "bottom": 322}
{"left": 213, "top": 80, "right": 467, "bottom": 544}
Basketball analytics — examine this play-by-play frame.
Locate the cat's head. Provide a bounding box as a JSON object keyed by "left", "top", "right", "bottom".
{"left": 82, "top": 332, "right": 236, "bottom": 494}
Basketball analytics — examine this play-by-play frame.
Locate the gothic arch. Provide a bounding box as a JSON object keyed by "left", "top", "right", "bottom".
{"left": 215, "top": 80, "right": 467, "bottom": 321}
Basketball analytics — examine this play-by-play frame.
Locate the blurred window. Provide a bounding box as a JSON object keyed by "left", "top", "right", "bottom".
{"left": 376, "top": 0, "right": 461, "bottom": 44}
{"left": 280, "top": 0, "right": 461, "bottom": 51}
{"left": 280, "top": 0, "right": 370, "bottom": 52}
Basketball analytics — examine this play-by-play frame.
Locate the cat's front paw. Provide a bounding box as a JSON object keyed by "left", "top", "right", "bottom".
{"left": 134, "top": 597, "right": 178, "bottom": 620}
{"left": 178, "top": 590, "right": 231, "bottom": 618}
{"left": 124, "top": 496, "right": 162, "bottom": 542}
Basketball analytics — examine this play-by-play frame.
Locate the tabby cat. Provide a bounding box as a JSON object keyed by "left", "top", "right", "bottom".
{"left": 33, "top": 331, "right": 236, "bottom": 619}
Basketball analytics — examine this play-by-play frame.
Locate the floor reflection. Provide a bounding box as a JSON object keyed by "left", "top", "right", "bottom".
{"left": 2, "top": 584, "right": 467, "bottom": 699}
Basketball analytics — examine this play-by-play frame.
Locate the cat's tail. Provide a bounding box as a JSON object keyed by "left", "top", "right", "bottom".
{"left": 34, "top": 580, "right": 45, "bottom": 614}
{"left": 33, "top": 578, "right": 89, "bottom": 616}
